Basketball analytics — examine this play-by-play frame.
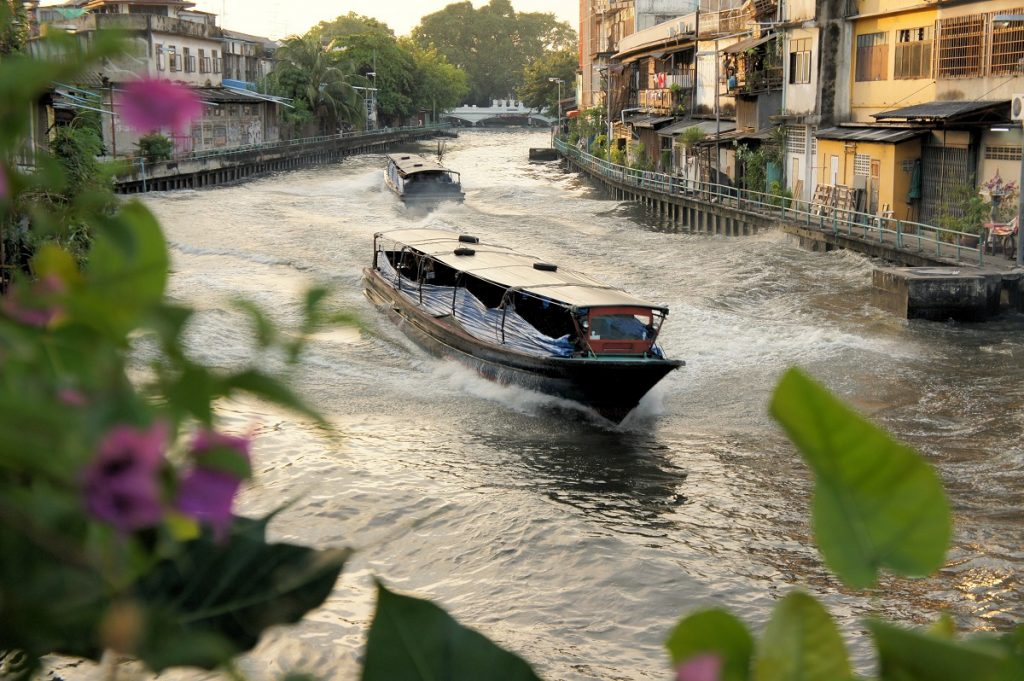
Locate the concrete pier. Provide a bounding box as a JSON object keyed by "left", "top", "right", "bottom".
{"left": 872, "top": 267, "right": 1024, "bottom": 321}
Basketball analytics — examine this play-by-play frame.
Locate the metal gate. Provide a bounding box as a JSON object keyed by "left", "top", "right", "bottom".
{"left": 920, "top": 143, "right": 974, "bottom": 225}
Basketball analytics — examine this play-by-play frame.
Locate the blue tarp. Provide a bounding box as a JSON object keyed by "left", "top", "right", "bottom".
{"left": 377, "top": 257, "right": 574, "bottom": 358}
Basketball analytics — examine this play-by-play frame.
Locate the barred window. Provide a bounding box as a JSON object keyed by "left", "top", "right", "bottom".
{"left": 789, "top": 38, "right": 811, "bottom": 84}
{"left": 155, "top": 44, "right": 165, "bottom": 71}
{"left": 199, "top": 49, "right": 208, "bottom": 74}
{"left": 992, "top": 13, "right": 1024, "bottom": 76}
{"left": 895, "top": 26, "right": 933, "bottom": 79}
{"left": 184, "top": 47, "right": 195, "bottom": 73}
{"left": 856, "top": 32, "right": 888, "bottom": 82}
{"left": 937, "top": 14, "right": 985, "bottom": 78}
{"left": 986, "top": 145, "right": 1023, "bottom": 160}
{"left": 168, "top": 46, "right": 179, "bottom": 72}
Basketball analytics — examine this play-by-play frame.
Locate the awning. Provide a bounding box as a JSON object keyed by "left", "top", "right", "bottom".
{"left": 627, "top": 115, "right": 674, "bottom": 129}
{"left": 722, "top": 33, "right": 773, "bottom": 54}
{"left": 658, "top": 118, "right": 737, "bottom": 137}
{"left": 816, "top": 126, "right": 927, "bottom": 143}
{"left": 872, "top": 100, "right": 1009, "bottom": 122}
{"left": 566, "top": 109, "right": 580, "bottom": 118}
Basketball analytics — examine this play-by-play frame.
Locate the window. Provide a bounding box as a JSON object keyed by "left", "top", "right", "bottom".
{"left": 788, "top": 38, "right": 811, "bottom": 84}
{"left": 895, "top": 26, "right": 933, "bottom": 79}
{"left": 855, "top": 32, "right": 888, "bottom": 81}
{"left": 184, "top": 47, "right": 195, "bottom": 73}
{"left": 855, "top": 153, "right": 871, "bottom": 176}
{"left": 787, "top": 126, "right": 806, "bottom": 154}
{"left": 212, "top": 49, "right": 222, "bottom": 74}
{"left": 155, "top": 43, "right": 165, "bottom": 71}
{"left": 992, "top": 15, "right": 1024, "bottom": 76}
{"left": 937, "top": 14, "right": 984, "bottom": 78}
{"left": 199, "top": 49, "right": 208, "bottom": 73}
{"left": 986, "top": 145, "right": 1023, "bottom": 160}
{"left": 168, "top": 46, "right": 179, "bottom": 72}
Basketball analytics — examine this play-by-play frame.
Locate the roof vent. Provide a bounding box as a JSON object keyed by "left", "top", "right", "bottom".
{"left": 458, "top": 235, "right": 480, "bottom": 244}
{"left": 454, "top": 247, "right": 476, "bottom": 256}
{"left": 533, "top": 262, "right": 557, "bottom": 272}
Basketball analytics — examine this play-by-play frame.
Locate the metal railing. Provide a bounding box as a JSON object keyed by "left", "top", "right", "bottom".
{"left": 554, "top": 137, "right": 988, "bottom": 266}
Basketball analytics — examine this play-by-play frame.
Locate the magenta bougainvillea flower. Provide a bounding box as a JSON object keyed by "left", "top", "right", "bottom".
{"left": 118, "top": 77, "right": 202, "bottom": 134}
{"left": 676, "top": 654, "right": 722, "bottom": 681}
{"left": 0, "top": 274, "right": 65, "bottom": 328}
{"left": 176, "top": 430, "right": 251, "bottom": 538}
{"left": 82, "top": 422, "right": 168, "bottom": 533}
{"left": 57, "top": 387, "right": 88, "bottom": 407}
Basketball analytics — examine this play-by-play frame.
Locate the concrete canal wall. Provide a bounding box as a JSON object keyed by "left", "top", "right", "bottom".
{"left": 555, "top": 142, "right": 1024, "bottom": 321}
{"left": 115, "top": 126, "right": 446, "bottom": 194}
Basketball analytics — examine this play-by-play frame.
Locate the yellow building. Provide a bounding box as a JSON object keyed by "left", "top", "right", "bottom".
{"left": 817, "top": 0, "right": 1023, "bottom": 224}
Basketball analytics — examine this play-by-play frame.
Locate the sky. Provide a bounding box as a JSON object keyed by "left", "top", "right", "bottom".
{"left": 191, "top": 0, "right": 579, "bottom": 40}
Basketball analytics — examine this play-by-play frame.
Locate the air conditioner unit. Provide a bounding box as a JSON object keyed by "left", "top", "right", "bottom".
{"left": 1012, "top": 94, "right": 1024, "bottom": 121}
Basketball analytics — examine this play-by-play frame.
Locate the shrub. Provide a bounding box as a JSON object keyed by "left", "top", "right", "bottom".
{"left": 136, "top": 132, "right": 174, "bottom": 163}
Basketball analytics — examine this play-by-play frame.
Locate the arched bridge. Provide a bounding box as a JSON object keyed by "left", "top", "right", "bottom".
{"left": 443, "top": 100, "right": 554, "bottom": 127}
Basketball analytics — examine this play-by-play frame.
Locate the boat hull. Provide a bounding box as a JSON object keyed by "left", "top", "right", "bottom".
{"left": 363, "top": 268, "right": 682, "bottom": 422}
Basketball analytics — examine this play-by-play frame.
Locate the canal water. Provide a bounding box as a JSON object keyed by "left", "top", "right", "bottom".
{"left": 140, "top": 129, "right": 1023, "bottom": 681}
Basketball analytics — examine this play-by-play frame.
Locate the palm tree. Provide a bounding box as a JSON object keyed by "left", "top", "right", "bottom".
{"left": 268, "top": 35, "right": 362, "bottom": 135}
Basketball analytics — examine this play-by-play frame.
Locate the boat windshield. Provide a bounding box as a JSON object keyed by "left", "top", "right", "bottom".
{"left": 585, "top": 307, "right": 664, "bottom": 355}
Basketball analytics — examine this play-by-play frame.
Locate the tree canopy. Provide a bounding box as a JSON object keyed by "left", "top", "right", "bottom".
{"left": 517, "top": 46, "right": 577, "bottom": 114}
{"left": 268, "top": 13, "right": 468, "bottom": 128}
{"left": 412, "top": 0, "right": 576, "bottom": 106}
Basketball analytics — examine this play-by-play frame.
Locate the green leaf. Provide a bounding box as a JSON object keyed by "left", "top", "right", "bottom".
{"left": 665, "top": 609, "right": 753, "bottom": 681}
{"left": 868, "top": 619, "right": 1024, "bottom": 681}
{"left": 220, "top": 370, "right": 325, "bottom": 425}
{"left": 754, "top": 592, "right": 851, "bottom": 681}
{"left": 74, "top": 202, "right": 169, "bottom": 340}
{"left": 769, "top": 368, "right": 951, "bottom": 589}
{"left": 362, "top": 581, "right": 542, "bottom": 681}
{"left": 133, "top": 522, "right": 350, "bottom": 671}
{"left": 233, "top": 298, "right": 278, "bottom": 349}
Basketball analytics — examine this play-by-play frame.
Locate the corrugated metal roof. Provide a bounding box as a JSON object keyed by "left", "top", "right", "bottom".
{"left": 722, "top": 33, "right": 772, "bottom": 54}
{"left": 657, "top": 119, "right": 737, "bottom": 136}
{"left": 374, "top": 229, "right": 666, "bottom": 310}
{"left": 815, "top": 126, "right": 926, "bottom": 143}
{"left": 872, "top": 100, "right": 1009, "bottom": 121}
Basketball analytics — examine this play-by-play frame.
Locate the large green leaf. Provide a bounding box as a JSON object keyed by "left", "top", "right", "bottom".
{"left": 75, "top": 202, "right": 169, "bottom": 340}
{"left": 665, "top": 609, "right": 753, "bottom": 681}
{"left": 769, "top": 368, "right": 951, "bottom": 589}
{"left": 133, "top": 518, "right": 349, "bottom": 671}
{"left": 868, "top": 619, "right": 1024, "bottom": 681}
{"left": 362, "top": 582, "right": 542, "bottom": 681}
{"left": 754, "top": 592, "right": 851, "bottom": 681}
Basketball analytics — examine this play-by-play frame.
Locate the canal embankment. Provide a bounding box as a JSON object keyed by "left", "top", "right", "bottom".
{"left": 115, "top": 125, "right": 452, "bottom": 194}
{"left": 554, "top": 138, "right": 1024, "bottom": 320}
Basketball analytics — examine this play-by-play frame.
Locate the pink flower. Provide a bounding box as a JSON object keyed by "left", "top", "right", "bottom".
{"left": 57, "top": 387, "right": 88, "bottom": 407}
{"left": 82, "top": 423, "right": 168, "bottom": 533}
{"left": 176, "top": 430, "right": 251, "bottom": 539}
{"left": 1, "top": 274, "right": 65, "bottom": 327}
{"left": 118, "top": 78, "right": 202, "bottom": 134}
{"left": 676, "top": 654, "right": 722, "bottom": 681}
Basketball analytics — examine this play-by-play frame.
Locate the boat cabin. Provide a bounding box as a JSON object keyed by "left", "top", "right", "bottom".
{"left": 372, "top": 229, "right": 669, "bottom": 359}
{"left": 385, "top": 154, "right": 463, "bottom": 201}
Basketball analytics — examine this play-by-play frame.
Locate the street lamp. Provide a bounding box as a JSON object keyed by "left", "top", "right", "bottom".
{"left": 366, "top": 71, "right": 377, "bottom": 130}
{"left": 548, "top": 77, "right": 564, "bottom": 135}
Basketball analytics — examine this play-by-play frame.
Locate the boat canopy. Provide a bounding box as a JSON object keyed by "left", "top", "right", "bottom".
{"left": 386, "top": 154, "right": 459, "bottom": 178}
{"left": 375, "top": 228, "right": 668, "bottom": 311}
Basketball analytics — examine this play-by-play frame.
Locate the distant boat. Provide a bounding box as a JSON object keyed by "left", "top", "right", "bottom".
{"left": 363, "top": 228, "right": 683, "bottom": 423}
{"left": 384, "top": 153, "right": 464, "bottom": 203}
